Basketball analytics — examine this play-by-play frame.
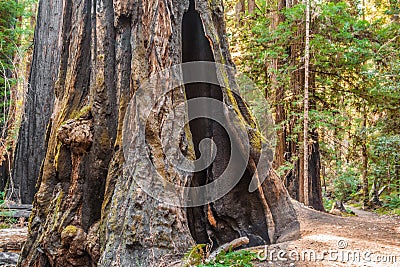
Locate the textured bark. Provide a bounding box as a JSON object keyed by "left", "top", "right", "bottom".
{"left": 285, "top": 55, "right": 324, "bottom": 211}
{"left": 361, "top": 107, "right": 368, "bottom": 208}
{"left": 286, "top": 0, "right": 305, "bottom": 203}
{"left": 269, "top": 0, "right": 286, "bottom": 170}
{"left": 307, "top": 129, "right": 324, "bottom": 210}
{"left": 235, "top": 0, "right": 245, "bottom": 25}
{"left": 248, "top": 0, "right": 256, "bottom": 14}
{"left": 10, "top": 0, "right": 63, "bottom": 204}
{"left": 18, "top": 0, "right": 299, "bottom": 266}
{"left": 19, "top": 0, "right": 110, "bottom": 264}
{"left": 303, "top": 0, "right": 310, "bottom": 207}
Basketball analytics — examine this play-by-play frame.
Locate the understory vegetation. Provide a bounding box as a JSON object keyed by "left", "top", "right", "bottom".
{"left": 0, "top": 0, "right": 35, "bottom": 196}
{"left": 183, "top": 244, "right": 257, "bottom": 267}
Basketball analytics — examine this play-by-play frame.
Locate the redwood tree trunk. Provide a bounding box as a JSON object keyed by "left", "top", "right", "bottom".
{"left": 268, "top": 0, "right": 324, "bottom": 211}
{"left": 19, "top": 0, "right": 299, "bottom": 266}
{"left": 11, "top": 0, "right": 63, "bottom": 204}
{"left": 270, "top": 0, "right": 287, "bottom": 170}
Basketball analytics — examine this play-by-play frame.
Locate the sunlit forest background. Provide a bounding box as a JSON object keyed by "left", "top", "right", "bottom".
{"left": 0, "top": 0, "right": 399, "bottom": 214}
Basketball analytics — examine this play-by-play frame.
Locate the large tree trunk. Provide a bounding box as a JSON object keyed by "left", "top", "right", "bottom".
{"left": 10, "top": 0, "right": 63, "bottom": 204}
{"left": 19, "top": 0, "right": 299, "bottom": 266}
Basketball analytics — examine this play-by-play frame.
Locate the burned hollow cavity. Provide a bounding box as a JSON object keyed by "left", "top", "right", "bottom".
{"left": 181, "top": 0, "right": 271, "bottom": 250}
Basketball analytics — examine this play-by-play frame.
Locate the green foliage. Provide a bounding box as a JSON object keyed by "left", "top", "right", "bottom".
{"left": 0, "top": 0, "right": 35, "bottom": 127}
{"left": 383, "top": 195, "right": 400, "bottom": 209}
{"left": 183, "top": 244, "right": 207, "bottom": 267}
{"left": 0, "top": 215, "right": 18, "bottom": 225}
{"left": 323, "top": 197, "right": 334, "bottom": 211}
{"left": 368, "top": 135, "right": 400, "bottom": 204}
{"left": 182, "top": 243, "right": 256, "bottom": 267}
{"left": 0, "top": 191, "right": 18, "bottom": 227}
{"left": 225, "top": 0, "right": 399, "bottom": 209}
{"left": 0, "top": 0, "right": 20, "bottom": 126}
{"left": 377, "top": 195, "right": 400, "bottom": 216}
{"left": 276, "top": 161, "right": 295, "bottom": 177}
{"left": 199, "top": 250, "right": 256, "bottom": 267}
{"left": 0, "top": 0, "right": 20, "bottom": 65}
{"left": 0, "top": 223, "right": 9, "bottom": 229}
{"left": 333, "top": 163, "right": 361, "bottom": 201}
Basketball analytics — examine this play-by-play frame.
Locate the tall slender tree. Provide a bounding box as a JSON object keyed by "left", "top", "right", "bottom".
{"left": 266, "top": 0, "right": 324, "bottom": 211}
{"left": 303, "top": 0, "right": 311, "bottom": 206}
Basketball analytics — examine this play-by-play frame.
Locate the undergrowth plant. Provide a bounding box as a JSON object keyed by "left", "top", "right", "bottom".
{"left": 199, "top": 250, "right": 256, "bottom": 267}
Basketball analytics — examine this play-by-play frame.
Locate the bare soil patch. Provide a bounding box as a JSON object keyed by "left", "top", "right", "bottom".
{"left": 251, "top": 201, "right": 400, "bottom": 266}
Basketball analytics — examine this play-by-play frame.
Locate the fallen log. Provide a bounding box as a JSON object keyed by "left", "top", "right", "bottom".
{"left": 0, "top": 228, "right": 28, "bottom": 253}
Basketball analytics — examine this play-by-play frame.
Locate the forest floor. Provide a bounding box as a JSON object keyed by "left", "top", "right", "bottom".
{"left": 0, "top": 201, "right": 399, "bottom": 266}
{"left": 251, "top": 200, "right": 400, "bottom": 267}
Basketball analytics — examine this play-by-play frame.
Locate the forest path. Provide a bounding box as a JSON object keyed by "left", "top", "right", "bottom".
{"left": 252, "top": 200, "right": 400, "bottom": 267}
{"left": 345, "top": 204, "right": 380, "bottom": 218}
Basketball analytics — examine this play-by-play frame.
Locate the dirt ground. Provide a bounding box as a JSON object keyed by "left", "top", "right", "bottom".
{"left": 251, "top": 201, "right": 400, "bottom": 267}
{"left": 0, "top": 201, "right": 399, "bottom": 267}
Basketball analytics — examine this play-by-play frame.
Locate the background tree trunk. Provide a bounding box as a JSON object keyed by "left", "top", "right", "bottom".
{"left": 19, "top": 0, "right": 299, "bottom": 266}
{"left": 361, "top": 106, "right": 369, "bottom": 208}
{"left": 248, "top": 0, "right": 256, "bottom": 14}
{"left": 268, "top": 0, "right": 324, "bottom": 211}
{"left": 10, "top": 0, "right": 63, "bottom": 204}
{"left": 270, "top": 0, "right": 287, "bottom": 170}
{"left": 235, "top": 0, "right": 246, "bottom": 25}
{"left": 303, "top": 0, "right": 310, "bottom": 207}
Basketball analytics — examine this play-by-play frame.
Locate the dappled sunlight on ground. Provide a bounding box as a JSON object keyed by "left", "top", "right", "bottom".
{"left": 251, "top": 201, "right": 400, "bottom": 267}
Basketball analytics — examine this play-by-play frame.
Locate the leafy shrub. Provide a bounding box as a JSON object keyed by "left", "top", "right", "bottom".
{"left": 323, "top": 197, "right": 334, "bottom": 211}
{"left": 199, "top": 250, "right": 256, "bottom": 267}
{"left": 182, "top": 244, "right": 207, "bottom": 267}
{"left": 183, "top": 243, "right": 256, "bottom": 267}
{"left": 333, "top": 164, "right": 361, "bottom": 202}
{"left": 0, "top": 191, "right": 4, "bottom": 206}
{"left": 383, "top": 195, "right": 400, "bottom": 209}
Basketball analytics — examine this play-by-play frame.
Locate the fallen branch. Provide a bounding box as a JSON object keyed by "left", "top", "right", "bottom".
{"left": 206, "top": 237, "right": 249, "bottom": 263}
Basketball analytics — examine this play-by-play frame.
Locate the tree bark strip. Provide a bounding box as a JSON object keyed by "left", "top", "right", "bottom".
{"left": 11, "top": 0, "right": 64, "bottom": 204}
